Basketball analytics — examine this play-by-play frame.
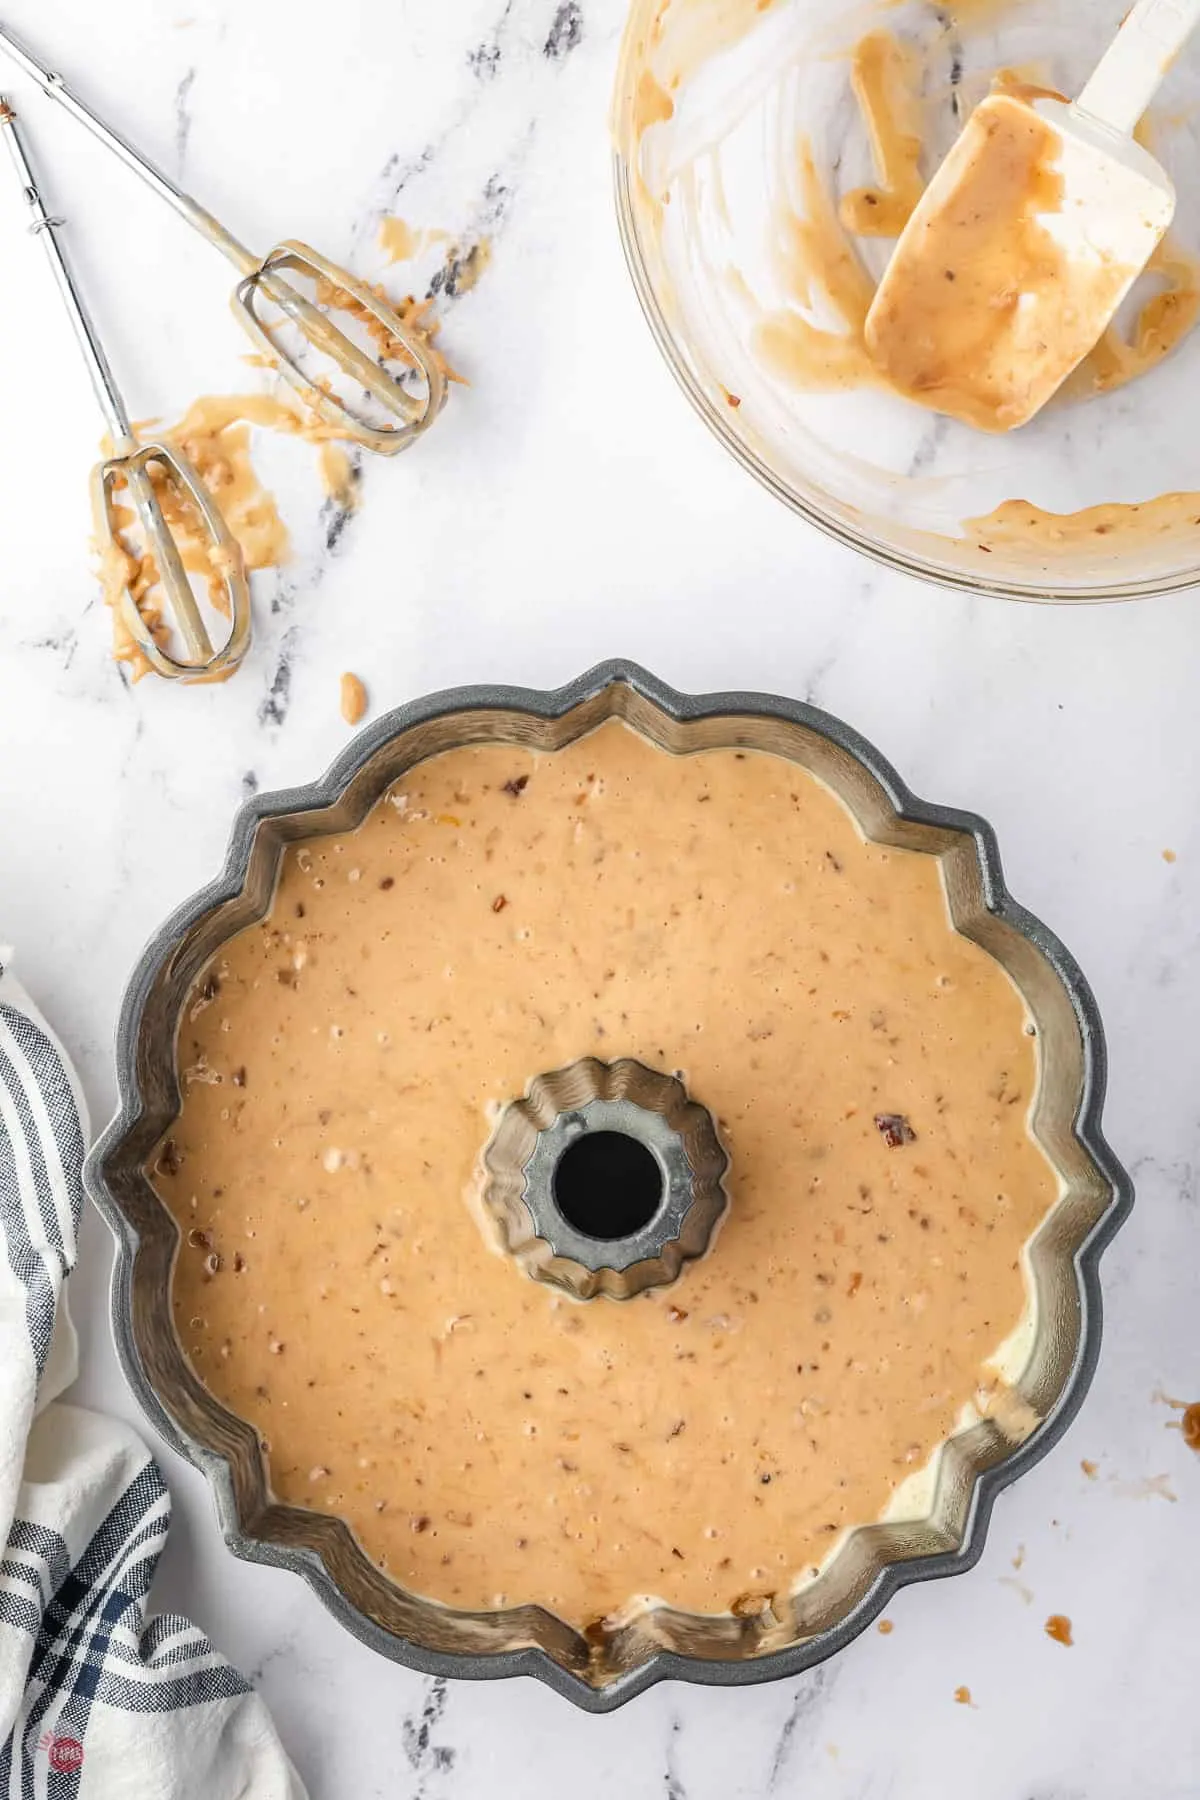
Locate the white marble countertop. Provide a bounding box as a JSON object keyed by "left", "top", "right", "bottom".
{"left": 0, "top": 2, "right": 1198, "bottom": 1794}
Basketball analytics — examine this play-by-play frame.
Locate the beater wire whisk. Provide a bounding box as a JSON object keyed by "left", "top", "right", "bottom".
{"left": 0, "top": 19, "right": 448, "bottom": 455}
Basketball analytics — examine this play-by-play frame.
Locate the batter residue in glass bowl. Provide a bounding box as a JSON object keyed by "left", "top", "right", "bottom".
{"left": 154, "top": 721, "right": 1057, "bottom": 1628}
{"left": 616, "top": 0, "right": 1200, "bottom": 595}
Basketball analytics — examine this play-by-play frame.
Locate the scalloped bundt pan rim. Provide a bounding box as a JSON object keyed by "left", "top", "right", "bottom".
{"left": 85, "top": 660, "right": 1131, "bottom": 1712}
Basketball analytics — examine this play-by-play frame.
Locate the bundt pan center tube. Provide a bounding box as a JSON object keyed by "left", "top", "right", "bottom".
{"left": 481, "top": 1056, "right": 730, "bottom": 1300}
{"left": 84, "top": 661, "right": 1131, "bottom": 1711}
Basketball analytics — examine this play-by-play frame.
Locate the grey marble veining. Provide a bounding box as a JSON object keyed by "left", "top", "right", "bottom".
{"left": 0, "top": 1, "right": 1198, "bottom": 1796}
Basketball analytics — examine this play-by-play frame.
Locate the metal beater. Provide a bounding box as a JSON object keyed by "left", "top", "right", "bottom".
{"left": 0, "top": 20, "right": 447, "bottom": 455}
{"left": 0, "top": 97, "right": 252, "bottom": 682}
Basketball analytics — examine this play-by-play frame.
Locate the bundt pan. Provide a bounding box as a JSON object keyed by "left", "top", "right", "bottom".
{"left": 85, "top": 661, "right": 1132, "bottom": 1711}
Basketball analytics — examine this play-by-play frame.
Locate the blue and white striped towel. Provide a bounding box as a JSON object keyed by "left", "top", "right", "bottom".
{"left": 0, "top": 949, "right": 305, "bottom": 1798}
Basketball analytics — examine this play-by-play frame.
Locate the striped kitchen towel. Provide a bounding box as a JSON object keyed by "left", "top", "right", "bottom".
{"left": 0, "top": 948, "right": 305, "bottom": 1798}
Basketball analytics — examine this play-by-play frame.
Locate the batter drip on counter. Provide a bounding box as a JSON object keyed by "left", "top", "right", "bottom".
{"left": 155, "top": 721, "right": 1057, "bottom": 1626}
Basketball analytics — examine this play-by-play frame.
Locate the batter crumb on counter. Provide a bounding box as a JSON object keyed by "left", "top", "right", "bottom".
{"left": 340, "top": 673, "right": 368, "bottom": 726}
{"left": 319, "top": 444, "right": 359, "bottom": 511}
{"left": 433, "top": 237, "right": 492, "bottom": 298}
{"left": 1182, "top": 1403, "right": 1200, "bottom": 1451}
{"left": 1044, "top": 1614, "right": 1074, "bottom": 1647}
{"left": 378, "top": 216, "right": 425, "bottom": 263}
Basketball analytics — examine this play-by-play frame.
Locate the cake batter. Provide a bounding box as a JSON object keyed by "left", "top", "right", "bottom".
{"left": 155, "top": 722, "right": 1057, "bottom": 1626}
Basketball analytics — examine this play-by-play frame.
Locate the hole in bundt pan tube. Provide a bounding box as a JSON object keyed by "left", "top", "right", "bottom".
{"left": 551, "top": 1130, "right": 665, "bottom": 1240}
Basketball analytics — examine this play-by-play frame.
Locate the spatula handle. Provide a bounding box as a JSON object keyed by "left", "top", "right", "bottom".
{"left": 1077, "top": 0, "right": 1200, "bottom": 138}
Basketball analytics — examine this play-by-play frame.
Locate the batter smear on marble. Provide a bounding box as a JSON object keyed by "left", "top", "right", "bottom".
{"left": 155, "top": 721, "right": 1057, "bottom": 1626}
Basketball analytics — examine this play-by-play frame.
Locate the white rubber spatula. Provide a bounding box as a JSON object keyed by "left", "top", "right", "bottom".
{"left": 865, "top": 0, "right": 1200, "bottom": 433}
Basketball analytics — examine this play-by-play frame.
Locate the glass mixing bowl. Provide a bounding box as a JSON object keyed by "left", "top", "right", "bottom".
{"left": 614, "top": 0, "right": 1200, "bottom": 600}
